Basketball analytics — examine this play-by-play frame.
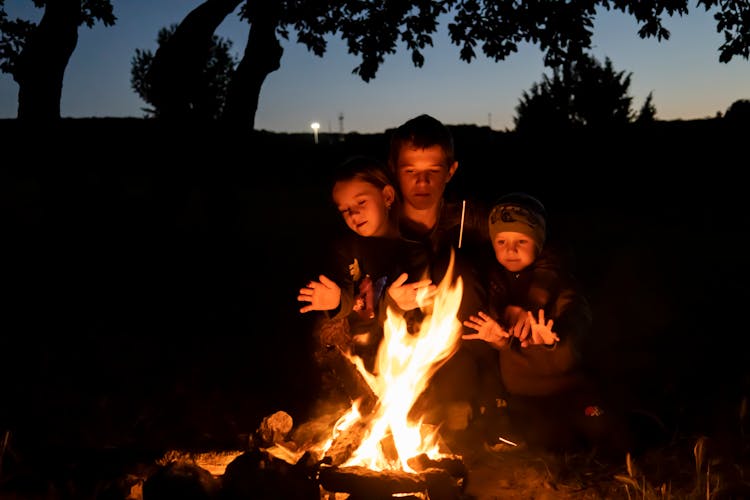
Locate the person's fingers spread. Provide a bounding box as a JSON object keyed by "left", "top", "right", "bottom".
{"left": 409, "top": 278, "right": 431, "bottom": 288}
{"left": 392, "top": 273, "right": 408, "bottom": 287}
{"left": 527, "top": 310, "right": 536, "bottom": 326}
{"left": 519, "top": 319, "right": 531, "bottom": 341}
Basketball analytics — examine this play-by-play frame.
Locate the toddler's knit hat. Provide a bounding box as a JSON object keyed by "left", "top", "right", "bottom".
{"left": 488, "top": 192, "right": 547, "bottom": 249}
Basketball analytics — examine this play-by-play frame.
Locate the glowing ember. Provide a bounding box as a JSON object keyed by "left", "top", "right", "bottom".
{"left": 320, "top": 252, "right": 464, "bottom": 472}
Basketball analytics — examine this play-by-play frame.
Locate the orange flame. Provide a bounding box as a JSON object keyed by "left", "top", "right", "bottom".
{"left": 324, "top": 251, "right": 464, "bottom": 472}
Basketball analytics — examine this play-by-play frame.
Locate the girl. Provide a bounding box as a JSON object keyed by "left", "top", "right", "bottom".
{"left": 297, "top": 156, "right": 426, "bottom": 377}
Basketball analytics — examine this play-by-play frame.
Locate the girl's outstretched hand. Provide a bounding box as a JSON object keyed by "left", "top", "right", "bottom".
{"left": 298, "top": 274, "right": 341, "bottom": 313}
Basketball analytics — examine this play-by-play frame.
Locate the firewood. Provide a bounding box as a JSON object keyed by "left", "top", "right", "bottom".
{"left": 318, "top": 465, "right": 426, "bottom": 497}
{"left": 407, "top": 453, "right": 467, "bottom": 479}
{"left": 323, "top": 418, "right": 373, "bottom": 467}
{"left": 327, "top": 346, "right": 378, "bottom": 414}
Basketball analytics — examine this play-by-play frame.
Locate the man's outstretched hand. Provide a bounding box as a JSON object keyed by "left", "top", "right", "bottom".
{"left": 387, "top": 272, "right": 436, "bottom": 311}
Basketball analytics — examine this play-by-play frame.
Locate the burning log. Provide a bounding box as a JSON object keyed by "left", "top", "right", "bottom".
{"left": 317, "top": 464, "right": 464, "bottom": 500}
{"left": 326, "top": 345, "right": 378, "bottom": 415}
{"left": 315, "top": 317, "right": 378, "bottom": 411}
{"left": 322, "top": 416, "right": 375, "bottom": 467}
{"left": 407, "top": 452, "right": 467, "bottom": 479}
{"left": 316, "top": 346, "right": 383, "bottom": 466}
{"left": 318, "top": 465, "right": 425, "bottom": 497}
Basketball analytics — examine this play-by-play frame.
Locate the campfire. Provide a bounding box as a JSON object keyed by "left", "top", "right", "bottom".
{"left": 147, "top": 254, "right": 469, "bottom": 499}
{"left": 263, "top": 252, "right": 469, "bottom": 497}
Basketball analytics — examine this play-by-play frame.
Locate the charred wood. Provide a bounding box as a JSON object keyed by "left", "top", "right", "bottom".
{"left": 407, "top": 453, "right": 467, "bottom": 480}
{"left": 318, "top": 465, "right": 425, "bottom": 497}
{"left": 317, "top": 464, "right": 463, "bottom": 500}
{"left": 327, "top": 346, "right": 378, "bottom": 415}
{"left": 323, "top": 417, "right": 374, "bottom": 467}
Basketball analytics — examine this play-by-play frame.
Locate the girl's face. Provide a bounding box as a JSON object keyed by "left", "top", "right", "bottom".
{"left": 332, "top": 178, "right": 395, "bottom": 237}
{"left": 492, "top": 231, "right": 538, "bottom": 272}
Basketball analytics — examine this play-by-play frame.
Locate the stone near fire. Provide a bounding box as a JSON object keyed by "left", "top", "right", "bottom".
{"left": 257, "top": 410, "right": 293, "bottom": 446}
{"left": 221, "top": 448, "right": 319, "bottom": 500}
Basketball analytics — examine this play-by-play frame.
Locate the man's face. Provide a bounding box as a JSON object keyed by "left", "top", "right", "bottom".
{"left": 394, "top": 144, "right": 457, "bottom": 211}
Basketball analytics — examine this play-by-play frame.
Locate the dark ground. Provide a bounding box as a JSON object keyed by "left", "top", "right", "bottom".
{"left": 1, "top": 118, "right": 749, "bottom": 498}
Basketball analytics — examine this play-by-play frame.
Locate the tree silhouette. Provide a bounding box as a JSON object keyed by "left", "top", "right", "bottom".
{"left": 635, "top": 91, "right": 658, "bottom": 124}
{"left": 144, "top": 0, "right": 242, "bottom": 125}
{"left": 0, "top": 0, "right": 115, "bottom": 121}
{"left": 220, "top": 1, "right": 284, "bottom": 130}
{"left": 724, "top": 98, "right": 750, "bottom": 124}
{"left": 144, "top": 0, "right": 750, "bottom": 132}
{"left": 513, "top": 55, "right": 635, "bottom": 133}
{"left": 2, "top": 1, "right": 749, "bottom": 126}
{"left": 131, "top": 25, "right": 237, "bottom": 121}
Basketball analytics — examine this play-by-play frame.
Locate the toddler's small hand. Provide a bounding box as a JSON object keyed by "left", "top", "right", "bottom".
{"left": 526, "top": 309, "right": 559, "bottom": 346}
{"left": 462, "top": 311, "right": 509, "bottom": 349}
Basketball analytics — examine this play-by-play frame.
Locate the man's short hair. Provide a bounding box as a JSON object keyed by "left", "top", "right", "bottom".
{"left": 388, "top": 114, "right": 455, "bottom": 173}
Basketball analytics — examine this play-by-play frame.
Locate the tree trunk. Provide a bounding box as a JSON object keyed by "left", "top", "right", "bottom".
{"left": 15, "top": 0, "right": 81, "bottom": 121}
{"left": 147, "top": 0, "right": 242, "bottom": 122}
{"left": 221, "top": 1, "right": 283, "bottom": 132}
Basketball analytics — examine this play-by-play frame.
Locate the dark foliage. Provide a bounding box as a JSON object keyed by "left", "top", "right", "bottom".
{"left": 724, "top": 98, "right": 750, "bottom": 123}
{"left": 635, "top": 91, "right": 657, "bottom": 123}
{"left": 513, "top": 54, "right": 635, "bottom": 132}
{"left": 131, "top": 24, "right": 237, "bottom": 120}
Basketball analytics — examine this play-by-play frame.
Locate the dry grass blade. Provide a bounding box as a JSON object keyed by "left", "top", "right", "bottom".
{"left": 693, "top": 435, "right": 708, "bottom": 477}
{"left": 0, "top": 430, "right": 10, "bottom": 478}
{"left": 615, "top": 474, "right": 641, "bottom": 489}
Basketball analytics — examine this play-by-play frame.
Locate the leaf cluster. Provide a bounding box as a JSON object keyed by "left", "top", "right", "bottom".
{"left": 0, "top": 0, "right": 115, "bottom": 78}
{"left": 255, "top": 0, "right": 749, "bottom": 82}
{"left": 130, "top": 24, "right": 238, "bottom": 120}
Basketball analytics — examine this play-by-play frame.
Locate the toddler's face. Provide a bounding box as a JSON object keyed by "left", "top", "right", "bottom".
{"left": 492, "top": 231, "right": 537, "bottom": 272}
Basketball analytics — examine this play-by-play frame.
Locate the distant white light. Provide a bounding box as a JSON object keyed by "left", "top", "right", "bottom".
{"left": 311, "top": 122, "right": 320, "bottom": 144}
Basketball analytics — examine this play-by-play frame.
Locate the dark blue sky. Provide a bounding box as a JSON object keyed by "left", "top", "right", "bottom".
{"left": 1, "top": 1, "right": 748, "bottom": 133}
